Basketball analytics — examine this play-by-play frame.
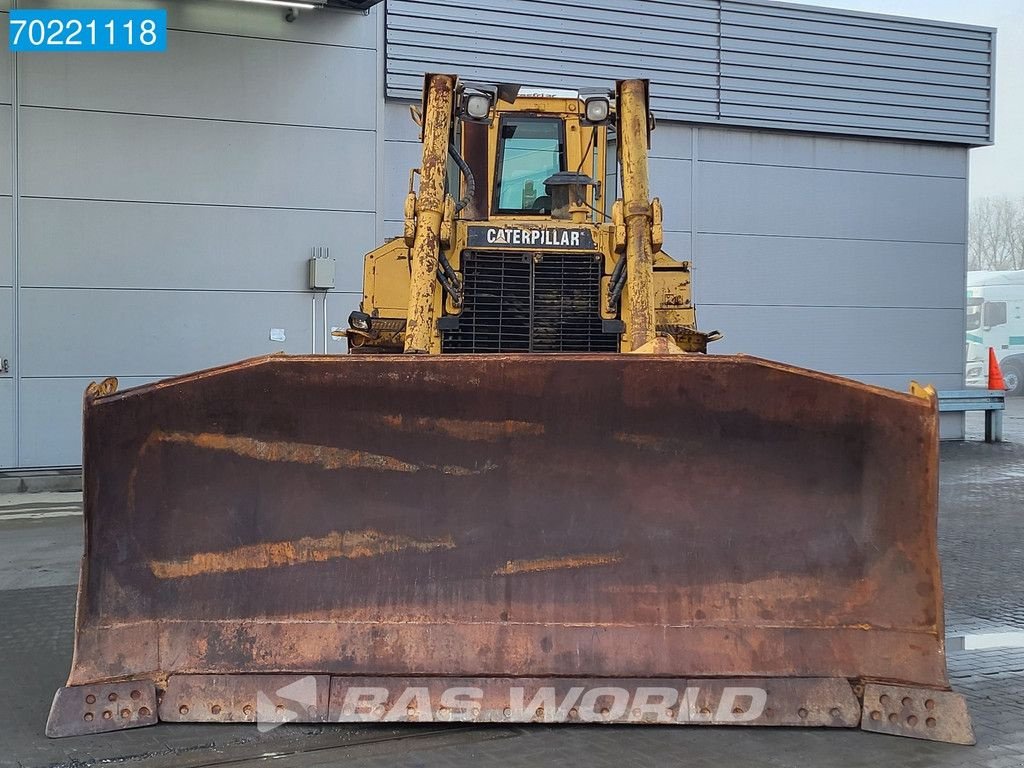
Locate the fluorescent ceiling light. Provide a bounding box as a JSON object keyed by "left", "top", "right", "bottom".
{"left": 229, "top": 0, "right": 319, "bottom": 9}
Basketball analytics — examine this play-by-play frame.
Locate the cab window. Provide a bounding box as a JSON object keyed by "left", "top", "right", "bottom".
{"left": 983, "top": 301, "right": 1007, "bottom": 328}
{"left": 494, "top": 116, "right": 565, "bottom": 215}
{"left": 966, "top": 297, "right": 982, "bottom": 331}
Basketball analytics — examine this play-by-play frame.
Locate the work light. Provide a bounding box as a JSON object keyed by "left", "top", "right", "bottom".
{"left": 348, "top": 311, "right": 372, "bottom": 331}
{"left": 584, "top": 96, "right": 610, "bottom": 124}
{"left": 464, "top": 93, "right": 492, "bottom": 120}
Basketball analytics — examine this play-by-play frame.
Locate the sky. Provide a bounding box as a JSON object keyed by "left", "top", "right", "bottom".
{"left": 802, "top": 0, "right": 1022, "bottom": 201}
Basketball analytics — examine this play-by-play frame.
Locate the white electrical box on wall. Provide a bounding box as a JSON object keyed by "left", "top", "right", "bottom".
{"left": 308, "top": 246, "right": 335, "bottom": 290}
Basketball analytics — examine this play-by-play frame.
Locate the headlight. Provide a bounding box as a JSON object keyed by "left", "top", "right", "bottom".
{"left": 464, "top": 93, "right": 492, "bottom": 120}
{"left": 348, "top": 311, "right": 371, "bottom": 331}
{"left": 967, "top": 365, "right": 983, "bottom": 378}
{"left": 584, "top": 96, "right": 610, "bottom": 124}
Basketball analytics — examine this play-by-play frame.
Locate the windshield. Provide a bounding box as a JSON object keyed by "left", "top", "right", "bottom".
{"left": 966, "top": 294, "right": 982, "bottom": 331}
{"left": 966, "top": 305, "right": 981, "bottom": 331}
{"left": 494, "top": 116, "right": 565, "bottom": 215}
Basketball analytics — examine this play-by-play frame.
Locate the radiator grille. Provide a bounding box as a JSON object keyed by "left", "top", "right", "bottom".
{"left": 441, "top": 251, "right": 620, "bottom": 354}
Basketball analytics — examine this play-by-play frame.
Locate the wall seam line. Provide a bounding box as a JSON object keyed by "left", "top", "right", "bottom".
{"left": 10, "top": 3, "right": 19, "bottom": 468}
{"left": 374, "top": 2, "right": 386, "bottom": 246}
{"left": 960, "top": 147, "right": 970, "bottom": 439}
{"left": 690, "top": 126, "right": 699, "bottom": 306}
{"left": 20, "top": 104, "right": 377, "bottom": 133}
{"left": 163, "top": 25, "right": 376, "bottom": 52}
{"left": 18, "top": 195, "right": 376, "bottom": 214}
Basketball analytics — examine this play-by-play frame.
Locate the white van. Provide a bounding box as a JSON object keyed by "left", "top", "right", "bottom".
{"left": 966, "top": 270, "right": 1024, "bottom": 395}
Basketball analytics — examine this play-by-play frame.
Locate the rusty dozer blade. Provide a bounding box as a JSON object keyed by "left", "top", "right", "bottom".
{"left": 48, "top": 354, "right": 972, "bottom": 744}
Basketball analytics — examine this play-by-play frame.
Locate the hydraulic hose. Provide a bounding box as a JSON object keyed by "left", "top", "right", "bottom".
{"left": 448, "top": 142, "right": 475, "bottom": 215}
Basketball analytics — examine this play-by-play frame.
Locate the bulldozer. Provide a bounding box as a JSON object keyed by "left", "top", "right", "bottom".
{"left": 47, "top": 75, "right": 973, "bottom": 745}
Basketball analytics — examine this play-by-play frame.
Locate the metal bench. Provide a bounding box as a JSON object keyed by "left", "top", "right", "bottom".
{"left": 937, "top": 389, "right": 1006, "bottom": 443}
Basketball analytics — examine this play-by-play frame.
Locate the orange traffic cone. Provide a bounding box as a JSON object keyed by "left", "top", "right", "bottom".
{"left": 988, "top": 347, "right": 1007, "bottom": 391}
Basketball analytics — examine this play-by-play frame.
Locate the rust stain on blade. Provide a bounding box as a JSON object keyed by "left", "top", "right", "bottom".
{"left": 151, "top": 430, "right": 494, "bottom": 476}
{"left": 375, "top": 414, "right": 544, "bottom": 441}
{"left": 494, "top": 553, "right": 624, "bottom": 576}
{"left": 613, "top": 431, "right": 698, "bottom": 453}
{"left": 149, "top": 529, "right": 457, "bottom": 579}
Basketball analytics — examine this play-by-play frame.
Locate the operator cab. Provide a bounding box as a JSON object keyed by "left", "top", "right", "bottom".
{"left": 453, "top": 84, "right": 613, "bottom": 222}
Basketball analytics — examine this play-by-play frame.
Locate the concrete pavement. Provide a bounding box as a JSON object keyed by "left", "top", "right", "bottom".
{"left": 0, "top": 493, "right": 82, "bottom": 590}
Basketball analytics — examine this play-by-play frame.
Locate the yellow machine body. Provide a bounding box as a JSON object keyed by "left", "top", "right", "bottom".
{"left": 350, "top": 79, "right": 706, "bottom": 355}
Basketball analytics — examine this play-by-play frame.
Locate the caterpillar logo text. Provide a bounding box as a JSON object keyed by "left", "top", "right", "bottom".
{"left": 466, "top": 225, "right": 596, "bottom": 250}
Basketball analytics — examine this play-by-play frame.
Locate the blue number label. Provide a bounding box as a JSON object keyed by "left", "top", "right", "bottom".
{"left": 9, "top": 9, "right": 167, "bottom": 52}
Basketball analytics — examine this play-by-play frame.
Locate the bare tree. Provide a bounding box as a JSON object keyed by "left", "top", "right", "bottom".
{"left": 969, "top": 196, "right": 1024, "bottom": 271}
{"left": 1003, "top": 197, "right": 1024, "bottom": 270}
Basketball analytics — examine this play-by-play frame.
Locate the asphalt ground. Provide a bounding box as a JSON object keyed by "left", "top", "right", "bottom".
{"left": 2, "top": 401, "right": 1023, "bottom": 767}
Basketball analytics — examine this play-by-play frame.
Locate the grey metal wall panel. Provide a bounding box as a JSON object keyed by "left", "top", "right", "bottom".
{"left": 696, "top": 125, "right": 968, "bottom": 178}
{"left": 648, "top": 125, "right": 694, "bottom": 263}
{"left": 696, "top": 162, "right": 966, "bottom": 242}
{"left": 699, "top": 305, "right": 963, "bottom": 375}
{"left": 695, "top": 235, "right": 965, "bottom": 309}
{"left": 0, "top": 24, "right": 9, "bottom": 470}
{"left": 0, "top": 107, "right": 10, "bottom": 195}
{"left": 386, "top": 0, "right": 994, "bottom": 144}
{"left": 678, "top": 121, "right": 967, "bottom": 405}
{"left": 720, "top": 0, "right": 992, "bottom": 143}
{"left": 0, "top": 287, "right": 11, "bottom": 372}
{"left": 649, "top": 158, "right": 693, "bottom": 233}
{"left": 387, "top": 0, "right": 721, "bottom": 119}
{"left": 32, "top": 0, "right": 377, "bottom": 48}
{"left": 384, "top": 102, "right": 420, "bottom": 143}
{"left": 19, "top": 289, "right": 319, "bottom": 378}
{"left": 20, "top": 32, "right": 376, "bottom": 129}
{"left": 0, "top": 197, "right": 11, "bottom": 287}
{"left": 650, "top": 125, "right": 694, "bottom": 161}
{"left": 18, "top": 376, "right": 160, "bottom": 468}
{"left": 20, "top": 108, "right": 375, "bottom": 211}
{"left": 0, "top": 379, "right": 13, "bottom": 469}
{"left": 19, "top": 199, "right": 374, "bottom": 293}
{"left": 0, "top": 46, "right": 10, "bottom": 106}
{"left": 18, "top": 293, "right": 364, "bottom": 469}
{"left": 9, "top": 0, "right": 384, "bottom": 468}
{"left": 714, "top": 104, "right": 990, "bottom": 144}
